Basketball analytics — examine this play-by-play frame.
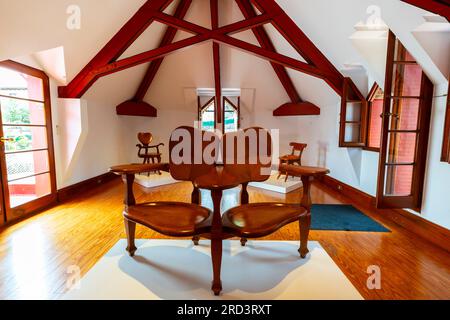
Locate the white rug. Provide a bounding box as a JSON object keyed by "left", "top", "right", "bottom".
{"left": 249, "top": 171, "right": 303, "bottom": 194}
{"left": 64, "top": 240, "right": 363, "bottom": 300}
{"left": 135, "top": 172, "right": 179, "bottom": 188}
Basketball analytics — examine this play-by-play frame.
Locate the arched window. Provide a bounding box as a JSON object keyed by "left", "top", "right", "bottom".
{"left": 365, "top": 83, "right": 384, "bottom": 152}
{"left": 198, "top": 97, "right": 216, "bottom": 132}
{"left": 223, "top": 97, "right": 240, "bottom": 133}
{"left": 197, "top": 94, "right": 240, "bottom": 133}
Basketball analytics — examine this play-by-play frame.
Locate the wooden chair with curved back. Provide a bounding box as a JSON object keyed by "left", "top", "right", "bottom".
{"left": 136, "top": 132, "right": 164, "bottom": 175}
{"left": 277, "top": 142, "right": 307, "bottom": 182}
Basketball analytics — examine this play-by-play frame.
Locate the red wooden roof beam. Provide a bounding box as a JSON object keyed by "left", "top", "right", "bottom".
{"left": 58, "top": 0, "right": 174, "bottom": 98}
{"left": 401, "top": 0, "right": 450, "bottom": 21}
{"left": 117, "top": 0, "right": 193, "bottom": 117}
{"left": 235, "top": 0, "right": 320, "bottom": 116}
{"left": 211, "top": 0, "right": 222, "bottom": 124}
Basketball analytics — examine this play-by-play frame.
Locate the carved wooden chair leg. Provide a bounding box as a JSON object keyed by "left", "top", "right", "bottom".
{"left": 157, "top": 155, "right": 162, "bottom": 175}
{"left": 191, "top": 186, "right": 200, "bottom": 205}
{"left": 191, "top": 187, "right": 201, "bottom": 246}
{"left": 277, "top": 169, "right": 283, "bottom": 180}
{"left": 124, "top": 218, "right": 137, "bottom": 257}
{"left": 241, "top": 182, "right": 249, "bottom": 205}
{"left": 298, "top": 213, "right": 311, "bottom": 258}
{"left": 192, "top": 236, "right": 200, "bottom": 245}
{"left": 240, "top": 238, "right": 248, "bottom": 246}
{"left": 277, "top": 160, "right": 284, "bottom": 180}
{"left": 211, "top": 238, "right": 223, "bottom": 296}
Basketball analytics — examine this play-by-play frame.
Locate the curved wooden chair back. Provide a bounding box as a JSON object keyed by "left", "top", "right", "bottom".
{"left": 222, "top": 127, "right": 272, "bottom": 182}
{"left": 138, "top": 132, "right": 153, "bottom": 146}
{"left": 169, "top": 126, "right": 220, "bottom": 181}
{"left": 290, "top": 142, "right": 307, "bottom": 155}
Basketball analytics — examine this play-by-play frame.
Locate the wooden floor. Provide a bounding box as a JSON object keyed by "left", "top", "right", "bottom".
{"left": 0, "top": 178, "right": 449, "bottom": 300}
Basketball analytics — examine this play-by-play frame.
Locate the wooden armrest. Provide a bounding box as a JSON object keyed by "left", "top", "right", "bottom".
{"left": 136, "top": 143, "right": 164, "bottom": 148}
{"left": 111, "top": 163, "right": 169, "bottom": 207}
{"left": 279, "top": 164, "right": 330, "bottom": 177}
{"left": 149, "top": 143, "right": 164, "bottom": 148}
{"left": 110, "top": 163, "right": 169, "bottom": 175}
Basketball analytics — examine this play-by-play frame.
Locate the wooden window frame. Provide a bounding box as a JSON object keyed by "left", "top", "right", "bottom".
{"left": 441, "top": 82, "right": 450, "bottom": 163}
{"left": 363, "top": 83, "right": 384, "bottom": 152}
{"left": 0, "top": 60, "right": 57, "bottom": 222}
{"left": 375, "top": 31, "right": 434, "bottom": 210}
{"left": 197, "top": 96, "right": 216, "bottom": 130}
{"left": 222, "top": 96, "right": 240, "bottom": 133}
{"left": 197, "top": 95, "right": 241, "bottom": 133}
{"left": 339, "top": 77, "right": 368, "bottom": 148}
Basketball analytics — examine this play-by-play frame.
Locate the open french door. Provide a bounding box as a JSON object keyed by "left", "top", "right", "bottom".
{"left": 376, "top": 32, "right": 434, "bottom": 210}
{"left": 0, "top": 60, "right": 57, "bottom": 223}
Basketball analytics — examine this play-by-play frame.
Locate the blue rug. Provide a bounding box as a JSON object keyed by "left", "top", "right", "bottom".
{"left": 311, "top": 204, "right": 390, "bottom": 232}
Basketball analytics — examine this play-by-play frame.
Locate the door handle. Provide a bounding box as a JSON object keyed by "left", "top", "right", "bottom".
{"left": 0, "top": 137, "right": 14, "bottom": 143}
{"left": 380, "top": 113, "right": 399, "bottom": 119}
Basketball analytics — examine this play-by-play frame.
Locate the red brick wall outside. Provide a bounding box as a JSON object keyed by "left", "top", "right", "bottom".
{"left": 390, "top": 63, "right": 422, "bottom": 196}
{"left": 9, "top": 184, "right": 35, "bottom": 195}
{"left": 368, "top": 99, "right": 383, "bottom": 149}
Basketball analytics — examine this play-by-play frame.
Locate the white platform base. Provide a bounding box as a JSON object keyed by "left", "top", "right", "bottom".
{"left": 63, "top": 240, "right": 363, "bottom": 300}
{"left": 135, "top": 172, "right": 179, "bottom": 188}
{"left": 249, "top": 171, "right": 302, "bottom": 194}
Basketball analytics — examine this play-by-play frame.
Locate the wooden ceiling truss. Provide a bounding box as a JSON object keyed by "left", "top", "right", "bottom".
{"left": 58, "top": 0, "right": 365, "bottom": 117}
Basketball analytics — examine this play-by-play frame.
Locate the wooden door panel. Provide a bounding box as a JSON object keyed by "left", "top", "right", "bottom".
{"left": 376, "top": 32, "right": 433, "bottom": 210}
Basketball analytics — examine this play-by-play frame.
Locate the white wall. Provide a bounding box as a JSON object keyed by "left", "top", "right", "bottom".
{"left": 420, "top": 85, "right": 450, "bottom": 228}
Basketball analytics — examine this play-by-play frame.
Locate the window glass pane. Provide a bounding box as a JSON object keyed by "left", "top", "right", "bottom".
{"left": 5, "top": 150, "right": 49, "bottom": 181}
{"left": 8, "top": 173, "right": 51, "bottom": 208}
{"left": 386, "top": 133, "right": 417, "bottom": 164}
{"left": 3, "top": 126, "right": 48, "bottom": 152}
{"left": 344, "top": 123, "right": 361, "bottom": 143}
{"left": 384, "top": 165, "right": 413, "bottom": 196}
{"left": 344, "top": 102, "right": 362, "bottom": 122}
{"left": 0, "top": 97, "right": 46, "bottom": 125}
{"left": 225, "top": 103, "right": 235, "bottom": 112}
{"left": 392, "top": 63, "right": 422, "bottom": 97}
{"left": 368, "top": 99, "right": 383, "bottom": 149}
{"left": 389, "top": 99, "right": 419, "bottom": 131}
{"left": 224, "top": 111, "right": 238, "bottom": 133}
{"left": 201, "top": 102, "right": 215, "bottom": 132}
{"left": 0, "top": 66, "right": 44, "bottom": 101}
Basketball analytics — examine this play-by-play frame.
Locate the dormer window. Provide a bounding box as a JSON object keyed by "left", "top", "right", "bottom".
{"left": 197, "top": 88, "right": 241, "bottom": 133}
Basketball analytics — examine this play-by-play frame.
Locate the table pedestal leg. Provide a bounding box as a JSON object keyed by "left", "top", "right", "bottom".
{"left": 240, "top": 183, "right": 249, "bottom": 246}
{"left": 124, "top": 218, "right": 137, "bottom": 257}
{"left": 210, "top": 189, "right": 223, "bottom": 295}
{"left": 299, "top": 214, "right": 311, "bottom": 258}
{"left": 299, "top": 176, "right": 312, "bottom": 258}
{"left": 191, "top": 186, "right": 201, "bottom": 245}
{"left": 211, "top": 238, "right": 222, "bottom": 295}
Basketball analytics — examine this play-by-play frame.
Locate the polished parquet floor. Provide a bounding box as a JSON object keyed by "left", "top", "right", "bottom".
{"left": 0, "top": 178, "right": 449, "bottom": 300}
